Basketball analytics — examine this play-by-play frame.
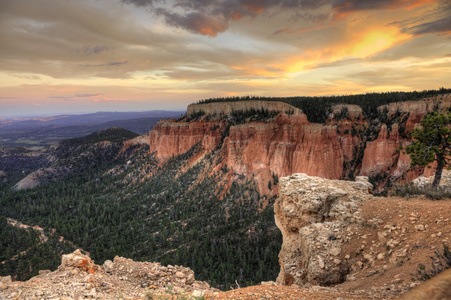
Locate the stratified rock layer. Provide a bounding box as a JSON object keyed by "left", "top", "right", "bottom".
{"left": 274, "top": 173, "right": 372, "bottom": 286}
{"left": 187, "top": 100, "right": 303, "bottom": 117}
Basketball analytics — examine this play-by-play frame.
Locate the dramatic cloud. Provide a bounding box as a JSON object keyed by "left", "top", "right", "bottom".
{"left": 156, "top": 10, "right": 228, "bottom": 37}
{"left": 121, "top": 0, "right": 443, "bottom": 37}
{"left": 0, "top": 0, "right": 449, "bottom": 117}
{"left": 123, "top": 0, "right": 334, "bottom": 37}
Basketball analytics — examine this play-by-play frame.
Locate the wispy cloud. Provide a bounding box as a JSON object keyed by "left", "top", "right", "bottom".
{"left": 75, "top": 94, "right": 102, "bottom": 97}
{"left": 393, "top": 2, "right": 451, "bottom": 35}
{"left": 76, "top": 45, "right": 111, "bottom": 56}
{"left": 79, "top": 61, "right": 128, "bottom": 67}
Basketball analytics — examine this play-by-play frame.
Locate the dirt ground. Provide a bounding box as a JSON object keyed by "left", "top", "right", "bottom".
{"left": 212, "top": 196, "right": 451, "bottom": 300}
{"left": 338, "top": 196, "right": 451, "bottom": 296}
{"left": 211, "top": 284, "right": 372, "bottom": 299}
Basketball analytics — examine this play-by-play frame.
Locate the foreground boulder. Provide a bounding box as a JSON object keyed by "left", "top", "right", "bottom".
{"left": 274, "top": 173, "right": 372, "bottom": 286}
{"left": 396, "top": 268, "right": 451, "bottom": 300}
{"left": 0, "top": 250, "right": 217, "bottom": 299}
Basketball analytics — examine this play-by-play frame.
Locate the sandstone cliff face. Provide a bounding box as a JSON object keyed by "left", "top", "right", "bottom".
{"left": 187, "top": 100, "right": 303, "bottom": 117}
{"left": 226, "top": 116, "right": 344, "bottom": 180}
{"left": 145, "top": 109, "right": 345, "bottom": 195}
{"left": 274, "top": 173, "right": 372, "bottom": 286}
{"left": 147, "top": 119, "right": 225, "bottom": 160}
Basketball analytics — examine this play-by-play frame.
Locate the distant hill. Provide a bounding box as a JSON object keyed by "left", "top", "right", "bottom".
{"left": 0, "top": 110, "right": 183, "bottom": 147}
{"left": 0, "top": 110, "right": 184, "bottom": 128}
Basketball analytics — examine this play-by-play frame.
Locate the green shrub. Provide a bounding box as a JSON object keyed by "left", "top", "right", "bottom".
{"left": 393, "top": 183, "right": 451, "bottom": 200}
{"left": 413, "top": 244, "right": 451, "bottom": 281}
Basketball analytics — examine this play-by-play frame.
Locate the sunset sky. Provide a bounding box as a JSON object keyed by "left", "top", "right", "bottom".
{"left": 0, "top": 0, "right": 450, "bottom": 117}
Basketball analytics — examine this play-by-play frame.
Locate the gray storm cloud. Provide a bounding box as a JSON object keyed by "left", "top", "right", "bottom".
{"left": 121, "top": 0, "right": 450, "bottom": 37}
{"left": 121, "top": 0, "right": 333, "bottom": 36}
{"left": 406, "top": 17, "right": 451, "bottom": 35}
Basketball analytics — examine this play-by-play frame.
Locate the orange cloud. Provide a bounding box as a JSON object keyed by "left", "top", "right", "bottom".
{"left": 242, "top": 3, "right": 264, "bottom": 14}
{"left": 261, "top": 22, "right": 410, "bottom": 76}
{"left": 198, "top": 26, "right": 220, "bottom": 37}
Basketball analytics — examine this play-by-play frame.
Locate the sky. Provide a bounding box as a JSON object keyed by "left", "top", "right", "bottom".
{"left": 0, "top": 0, "right": 450, "bottom": 117}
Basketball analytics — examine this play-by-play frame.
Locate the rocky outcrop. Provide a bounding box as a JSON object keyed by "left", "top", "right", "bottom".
{"left": 412, "top": 169, "right": 451, "bottom": 190}
{"left": 379, "top": 94, "right": 451, "bottom": 116}
{"left": 187, "top": 100, "right": 303, "bottom": 117}
{"left": 0, "top": 250, "right": 217, "bottom": 299}
{"left": 274, "top": 173, "right": 372, "bottom": 286}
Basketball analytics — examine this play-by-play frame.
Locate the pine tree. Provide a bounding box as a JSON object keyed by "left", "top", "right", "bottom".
{"left": 406, "top": 112, "right": 451, "bottom": 187}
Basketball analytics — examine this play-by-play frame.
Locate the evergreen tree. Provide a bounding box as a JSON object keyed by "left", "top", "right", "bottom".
{"left": 406, "top": 112, "right": 451, "bottom": 187}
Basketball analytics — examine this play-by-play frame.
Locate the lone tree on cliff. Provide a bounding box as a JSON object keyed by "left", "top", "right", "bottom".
{"left": 406, "top": 111, "right": 451, "bottom": 187}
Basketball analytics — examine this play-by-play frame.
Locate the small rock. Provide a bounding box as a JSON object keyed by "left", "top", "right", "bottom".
{"left": 192, "top": 290, "right": 205, "bottom": 298}
{"left": 261, "top": 281, "right": 277, "bottom": 286}
{"left": 318, "top": 256, "right": 325, "bottom": 269}
{"left": 330, "top": 248, "right": 340, "bottom": 256}
{"left": 415, "top": 224, "right": 425, "bottom": 231}
{"left": 103, "top": 260, "right": 114, "bottom": 272}
{"left": 355, "top": 261, "right": 364, "bottom": 269}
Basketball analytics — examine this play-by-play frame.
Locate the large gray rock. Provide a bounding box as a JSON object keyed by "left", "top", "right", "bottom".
{"left": 274, "top": 173, "right": 372, "bottom": 286}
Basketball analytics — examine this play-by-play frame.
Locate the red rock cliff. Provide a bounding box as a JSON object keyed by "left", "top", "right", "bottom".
{"left": 146, "top": 106, "right": 344, "bottom": 185}
{"left": 130, "top": 95, "right": 451, "bottom": 194}
{"left": 147, "top": 119, "right": 225, "bottom": 160}
{"left": 226, "top": 116, "right": 343, "bottom": 180}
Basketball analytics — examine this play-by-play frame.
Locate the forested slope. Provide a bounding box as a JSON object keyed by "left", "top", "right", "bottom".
{"left": 0, "top": 132, "right": 280, "bottom": 289}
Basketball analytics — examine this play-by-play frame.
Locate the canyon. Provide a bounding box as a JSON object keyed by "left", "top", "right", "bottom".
{"left": 3, "top": 93, "right": 451, "bottom": 299}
